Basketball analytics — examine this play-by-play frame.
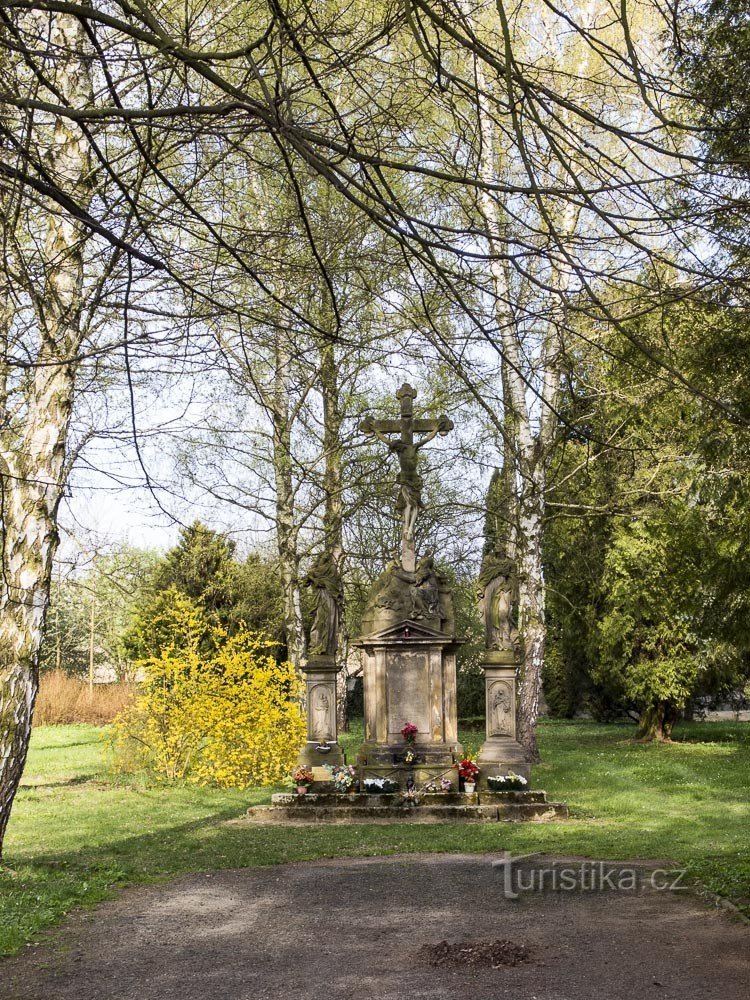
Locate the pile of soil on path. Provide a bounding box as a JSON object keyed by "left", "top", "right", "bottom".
{"left": 418, "top": 938, "right": 531, "bottom": 968}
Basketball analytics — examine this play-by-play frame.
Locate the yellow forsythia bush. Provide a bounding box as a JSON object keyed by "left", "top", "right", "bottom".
{"left": 111, "top": 594, "right": 305, "bottom": 786}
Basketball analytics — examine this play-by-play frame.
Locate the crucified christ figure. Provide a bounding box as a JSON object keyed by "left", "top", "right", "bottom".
{"left": 360, "top": 383, "right": 453, "bottom": 572}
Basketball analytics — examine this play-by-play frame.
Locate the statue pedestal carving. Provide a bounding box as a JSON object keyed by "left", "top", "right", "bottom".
{"left": 354, "top": 620, "right": 463, "bottom": 773}
{"left": 297, "top": 655, "right": 344, "bottom": 769}
{"left": 477, "top": 650, "right": 531, "bottom": 785}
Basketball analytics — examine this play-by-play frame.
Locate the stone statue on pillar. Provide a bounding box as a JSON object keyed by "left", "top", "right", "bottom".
{"left": 297, "top": 550, "right": 344, "bottom": 770}
{"left": 475, "top": 478, "right": 531, "bottom": 784}
{"left": 478, "top": 547, "right": 519, "bottom": 653}
{"left": 304, "top": 550, "right": 343, "bottom": 657}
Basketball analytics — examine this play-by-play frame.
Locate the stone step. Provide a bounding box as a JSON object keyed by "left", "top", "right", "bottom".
{"left": 252, "top": 797, "right": 568, "bottom": 824}
{"left": 272, "top": 790, "right": 550, "bottom": 807}
{"left": 479, "top": 790, "right": 548, "bottom": 804}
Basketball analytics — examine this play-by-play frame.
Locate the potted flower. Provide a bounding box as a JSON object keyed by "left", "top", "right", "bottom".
{"left": 400, "top": 722, "right": 419, "bottom": 764}
{"left": 440, "top": 777, "right": 454, "bottom": 793}
{"left": 330, "top": 764, "right": 358, "bottom": 793}
{"left": 293, "top": 766, "right": 314, "bottom": 794}
{"left": 455, "top": 759, "right": 480, "bottom": 795}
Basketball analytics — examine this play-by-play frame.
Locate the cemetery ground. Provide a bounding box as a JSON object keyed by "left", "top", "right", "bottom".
{"left": 0, "top": 719, "right": 748, "bottom": 966}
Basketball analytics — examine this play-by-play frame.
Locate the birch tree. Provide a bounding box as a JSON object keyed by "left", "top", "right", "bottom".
{"left": 0, "top": 11, "right": 94, "bottom": 852}
{"left": 445, "top": 0, "right": 664, "bottom": 757}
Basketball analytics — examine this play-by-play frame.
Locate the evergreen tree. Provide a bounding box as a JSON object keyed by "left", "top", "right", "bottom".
{"left": 125, "top": 523, "right": 284, "bottom": 659}
{"left": 544, "top": 296, "right": 750, "bottom": 737}
{"left": 483, "top": 468, "right": 513, "bottom": 556}
{"left": 152, "top": 522, "right": 237, "bottom": 618}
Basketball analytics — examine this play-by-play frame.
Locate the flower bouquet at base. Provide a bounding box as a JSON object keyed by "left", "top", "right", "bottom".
{"left": 293, "top": 766, "right": 314, "bottom": 794}
{"left": 454, "top": 758, "right": 480, "bottom": 794}
{"left": 329, "top": 764, "right": 358, "bottom": 793}
{"left": 363, "top": 777, "right": 400, "bottom": 794}
{"left": 487, "top": 772, "right": 528, "bottom": 792}
{"left": 400, "top": 721, "right": 419, "bottom": 743}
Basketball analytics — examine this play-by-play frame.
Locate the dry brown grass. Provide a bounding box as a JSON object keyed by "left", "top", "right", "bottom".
{"left": 33, "top": 670, "right": 136, "bottom": 726}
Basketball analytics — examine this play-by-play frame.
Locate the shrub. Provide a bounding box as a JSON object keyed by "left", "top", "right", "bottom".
{"left": 34, "top": 670, "right": 135, "bottom": 726}
{"left": 111, "top": 594, "right": 305, "bottom": 786}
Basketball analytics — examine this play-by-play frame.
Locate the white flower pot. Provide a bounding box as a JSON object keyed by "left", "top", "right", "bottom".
{"left": 464, "top": 782, "right": 476, "bottom": 795}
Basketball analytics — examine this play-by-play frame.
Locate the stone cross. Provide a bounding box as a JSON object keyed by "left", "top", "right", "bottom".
{"left": 360, "top": 383, "right": 453, "bottom": 572}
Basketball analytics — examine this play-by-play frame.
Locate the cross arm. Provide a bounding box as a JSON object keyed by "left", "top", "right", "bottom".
{"left": 359, "top": 417, "right": 401, "bottom": 434}
{"left": 413, "top": 418, "right": 453, "bottom": 433}
{"left": 359, "top": 416, "right": 400, "bottom": 449}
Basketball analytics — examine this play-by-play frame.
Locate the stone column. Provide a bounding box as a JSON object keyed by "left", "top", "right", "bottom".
{"left": 476, "top": 650, "right": 531, "bottom": 784}
{"left": 297, "top": 655, "right": 344, "bottom": 768}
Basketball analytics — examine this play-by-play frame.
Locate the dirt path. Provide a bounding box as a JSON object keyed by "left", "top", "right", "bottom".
{"left": 2, "top": 854, "right": 748, "bottom": 1000}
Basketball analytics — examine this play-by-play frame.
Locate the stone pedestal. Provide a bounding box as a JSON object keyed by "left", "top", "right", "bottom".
{"left": 477, "top": 650, "right": 531, "bottom": 785}
{"left": 354, "top": 620, "right": 463, "bottom": 773}
{"left": 297, "top": 655, "right": 344, "bottom": 769}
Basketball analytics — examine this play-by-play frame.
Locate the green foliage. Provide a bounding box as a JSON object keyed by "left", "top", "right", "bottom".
{"left": 3, "top": 719, "right": 749, "bottom": 957}
{"left": 452, "top": 576, "right": 486, "bottom": 717}
{"left": 680, "top": 0, "right": 750, "bottom": 171}
{"left": 544, "top": 293, "right": 750, "bottom": 733}
{"left": 483, "top": 467, "right": 512, "bottom": 555}
{"left": 593, "top": 509, "right": 709, "bottom": 738}
{"left": 124, "top": 522, "right": 284, "bottom": 659}
{"left": 151, "top": 522, "right": 237, "bottom": 615}
{"left": 112, "top": 595, "right": 304, "bottom": 786}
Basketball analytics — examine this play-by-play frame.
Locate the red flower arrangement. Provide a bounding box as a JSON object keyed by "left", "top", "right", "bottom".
{"left": 400, "top": 721, "right": 419, "bottom": 743}
{"left": 455, "top": 759, "right": 480, "bottom": 780}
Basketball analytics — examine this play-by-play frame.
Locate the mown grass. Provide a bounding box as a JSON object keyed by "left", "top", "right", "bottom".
{"left": 0, "top": 719, "right": 748, "bottom": 957}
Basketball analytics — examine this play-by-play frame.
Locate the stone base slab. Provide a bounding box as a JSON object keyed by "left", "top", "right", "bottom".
{"left": 296, "top": 742, "right": 344, "bottom": 769}
{"left": 357, "top": 742, "right": 462, "bottom": 766}
{"left": 355, "top": 759, "right": 463, "bottom": 791}
{"left": 477, "top": 736, "right": 531, "bottom": 786}
{"left": 252, "top": 789, "right": 568, "bottom": 824}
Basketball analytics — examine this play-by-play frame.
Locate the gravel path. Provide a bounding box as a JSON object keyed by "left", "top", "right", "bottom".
{"left": 2, "top": 854, "right": 748, "bottom": 1000}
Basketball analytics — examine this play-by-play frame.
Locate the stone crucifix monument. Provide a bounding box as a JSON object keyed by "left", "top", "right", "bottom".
{"left": 355, "top": 383, "right": 463, "bottom": 779}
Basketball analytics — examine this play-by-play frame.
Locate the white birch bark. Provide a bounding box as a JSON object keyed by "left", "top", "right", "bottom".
{"left": 467, "top": 4, "right": 589, "bottom": 757}
{"left": 319, "top": 338, "right": 349, "bottom": 727}
{"left": 271, "top": 327, "right": 306, "bottom": 669}
{"left": 468, "top": 1, "right": 599, "bottom": 758}
{"left": 0, "top": 13, "right": 92, "bottom": 853}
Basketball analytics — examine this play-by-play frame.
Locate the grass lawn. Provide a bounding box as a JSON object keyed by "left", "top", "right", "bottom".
{"left": 1, "top": 718, "right": 748, "bottom": 957}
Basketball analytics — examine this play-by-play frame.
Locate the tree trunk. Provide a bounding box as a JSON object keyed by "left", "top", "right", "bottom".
{"left": 468, "top": 16, "right": 565, "bottom": 762}
{"left": 636, "top": 702, "right": 675, "bottom": 742}
{"left": 0, "top": 360, "right": 79, "bottom": 855}
{"left": 0, "top": 12, "right": 92, "bottom": 856}
{"left": 272, "top": 334, "right": 305, "bottom": 669}
{"left": 319, "top": 339, "right": 348, "bottom": 729}
{"left": 472, "top": 74, "right": 552, "bottom": 761}
{"left": 515, "top": 454, "right": 547, "bottom": 761}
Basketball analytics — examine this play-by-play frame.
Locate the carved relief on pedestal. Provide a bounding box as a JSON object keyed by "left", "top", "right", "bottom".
{"left": 308, "top": 683, "right": 334, "bottom": 742}
{"left": 488, "top": 679, "right": 514, "bottom": 738}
